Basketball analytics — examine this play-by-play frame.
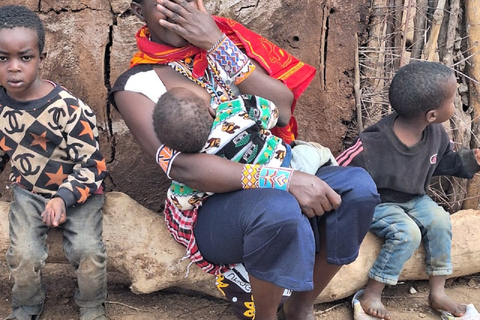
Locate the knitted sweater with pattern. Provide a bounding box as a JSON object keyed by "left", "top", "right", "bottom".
{"left": 0, "top": 83, "right": 107, "bottom": 207}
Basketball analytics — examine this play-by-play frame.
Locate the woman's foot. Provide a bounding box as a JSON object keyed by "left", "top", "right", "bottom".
{"left": 429, "top": 291, "right": 466, "bottom": 317}
{"left": 358, "top": 290, "right": 391, "bottom": 320}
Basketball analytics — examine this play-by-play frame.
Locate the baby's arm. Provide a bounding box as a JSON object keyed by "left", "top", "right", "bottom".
{"left": 41, "top": 197, "right": 67, "bottom": 227}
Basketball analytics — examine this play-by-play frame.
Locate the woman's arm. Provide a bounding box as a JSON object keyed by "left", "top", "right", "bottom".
{"left": 114, "top": 89, "right": 339, "bottom": 216}
{"left": 171, "top": 153, "right": 341, "bottom": 217}
{"left": 114, "top": 90, "right": 245, "bottom": 192}
{"left": 114, "top": 87, "right": 246, "bottom": 188}
{"left": 156, "top": 0, "right": 294, "bottom": 126}
{"left": 114, "top": 90, "right": 162, "bottom": 159}
{"left": 235, "top": 60, "right": 293, "bottom": 127}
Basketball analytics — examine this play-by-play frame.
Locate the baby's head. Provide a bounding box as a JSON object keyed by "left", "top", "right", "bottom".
{"left": 389, "top": 61, "right": 456, "bottom": 120}
{"left": 153, "top": 87, "right": 214, "bottom": 153}
{"left": 0, "top": 5, "right": 45, "bottom": 54}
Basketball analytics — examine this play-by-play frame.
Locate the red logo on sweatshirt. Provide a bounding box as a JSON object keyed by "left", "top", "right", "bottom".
{"left": 430, "top": 154, "right": 437, "bottom": 164}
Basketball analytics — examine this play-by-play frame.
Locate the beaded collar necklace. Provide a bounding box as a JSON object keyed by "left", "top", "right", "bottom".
{"left": 168, "top": 58, "right": 235, "bottom": 108}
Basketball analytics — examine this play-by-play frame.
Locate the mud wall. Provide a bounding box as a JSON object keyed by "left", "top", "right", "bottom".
{"left": 1, "top": 0, "right": 368, "bottom": 212}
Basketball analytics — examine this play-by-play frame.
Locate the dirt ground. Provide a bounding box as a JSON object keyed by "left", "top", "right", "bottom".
{"left": 1, "top": 261, "right": 480, "bottom": 320}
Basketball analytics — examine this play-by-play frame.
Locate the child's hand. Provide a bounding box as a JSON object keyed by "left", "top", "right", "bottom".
{"left": 475, "top": 148, "right": 480, "bottom": 165}
{"left": 41, "top": 197, "right": 67, "bottom": 227}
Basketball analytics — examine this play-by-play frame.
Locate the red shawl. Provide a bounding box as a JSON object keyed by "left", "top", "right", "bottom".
{"left": 130, "top": 16, "right": 316, "bottom": 143}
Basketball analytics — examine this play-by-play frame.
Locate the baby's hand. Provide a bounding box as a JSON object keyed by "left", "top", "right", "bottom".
{"left": 475, "top": 148, "right": 480, "bottom": 165}
{"left": 41, "top": 197, "right": 66, "bottom": 227}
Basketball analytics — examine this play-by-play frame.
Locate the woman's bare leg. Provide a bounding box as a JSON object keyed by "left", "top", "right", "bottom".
{"left": 281, "top": 219, "right": 342, "bottom": 320}
{"left": 249, "top": 275, "right": 285, "bottom": 320}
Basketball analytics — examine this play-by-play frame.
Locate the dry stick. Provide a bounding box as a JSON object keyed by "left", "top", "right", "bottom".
{"left": 315, "top": 302, "right": 346, "bottom": 315}
{"left": 394, "top": 0, "right": 404, "bottom": 68}
{"left": 318, "top": 3, "right": 331, "bottom": 91}
{"left": 451, "top": 50, "right": 480, "bottom": 74}
{"left": 411, "top": 0, "right": 428, "bottom": 59}
{"left": 105, "top": 300, "right": 146, "bottom": 312}
{"left": 354, "top": 33, "right": 363, "bottom": 133}
{"left": 442, "top": 0, "right": 460, "bottom": 66}
{"left": 399, "top": 0, "right": 414, "bottom": 67}
{"left": 362, "top": 0, "right": 389, "bottom": 126}
{"left": 361, "top": 1, "right": 402, "bottom": 123}
{"left": 386, "top": 0, "right": 397, "bottom": 55}
{"left": 463, "top": 0, "right": 480, "bottom": 210}
{"left": 423, "top": 0, "right": 447, "bottom": 61}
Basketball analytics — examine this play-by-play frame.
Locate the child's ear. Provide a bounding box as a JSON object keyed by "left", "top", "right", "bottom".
{"left": 39, "top": 52, "right": 47, "bottom": 69}
{"left": 130, "top": 2, "right": 145, "bottom": 21}
{"left": 425, "top": 109, "right": 437, "bottom": 123}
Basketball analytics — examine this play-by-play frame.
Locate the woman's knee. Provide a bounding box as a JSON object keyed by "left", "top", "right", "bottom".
{"left": 346, "top": 167, "right": 378, "bottom": 198}
{"left": 322, "top": 166, "right": 379, "bottom": 205}
{"left": 248, "top": 190, "right": 305, "bottom": 228}
{"left": 243, "top": 195, "right": 315, "bottom": 272}
{"left": 265, "top": 190, "right": 301, "bottom": 213}
{"left": 243, "top": 191, "right": 311, "bottom": 243}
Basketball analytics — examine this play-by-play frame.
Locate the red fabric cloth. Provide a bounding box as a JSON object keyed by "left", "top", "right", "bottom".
{"left": 130, "top": 16, "right": 316, "bottom": 143}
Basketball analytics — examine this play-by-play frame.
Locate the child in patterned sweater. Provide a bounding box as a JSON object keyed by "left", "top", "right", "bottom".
{"left": 0, "top": 5, "right": 107, "bottom": 320}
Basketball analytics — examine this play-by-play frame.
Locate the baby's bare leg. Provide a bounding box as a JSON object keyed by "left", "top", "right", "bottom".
{"left": 358, "top": 278, "right": 391, "bottom": 320}
{"left": 429, "top": 275, "right": 466, "bottom": 317}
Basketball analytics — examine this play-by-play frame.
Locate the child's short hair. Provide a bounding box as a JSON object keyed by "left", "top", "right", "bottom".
{"left": 153, "top": 87, "right": 213, "bottom": 153}
{"left": 0, "top": 5, "right": 45, "bottom": 53}
{"left": 389, "top": 61, "right": 455, "bottom": 119}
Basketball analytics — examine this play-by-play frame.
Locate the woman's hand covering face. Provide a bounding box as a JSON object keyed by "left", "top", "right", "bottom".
{"left": 156, "top": 0, "right": 224, "bottom": 50}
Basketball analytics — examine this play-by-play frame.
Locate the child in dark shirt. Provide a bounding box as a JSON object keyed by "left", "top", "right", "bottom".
{"left": 0, "top": 5, "right": 108, "bottom": 320}
{"left": 337, "top": 61, "right": 480, "bottom": 319}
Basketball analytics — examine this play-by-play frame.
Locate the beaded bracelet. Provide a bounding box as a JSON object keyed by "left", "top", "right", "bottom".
{"left": 241, "top": 165, "right": 293, "bottom": 191}
{"left": 233, "top": 61, "right": 256, "bottom": 85}
{"left": 207, "top": 33, "right": 228, "bottom": 54}
{"left": 156, "top": 144, "right": 181, "bottom": 179}
{"left": 208, "top": 36, "right": 255, "bottom": 85}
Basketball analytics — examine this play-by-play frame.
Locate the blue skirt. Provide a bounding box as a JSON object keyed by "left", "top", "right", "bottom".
{"left": 194, "top": 165, "right": 379, "bottom": 291}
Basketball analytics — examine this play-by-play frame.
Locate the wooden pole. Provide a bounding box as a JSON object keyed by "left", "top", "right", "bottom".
{"left": 399, "top": 0, "right": 414, "bottom": 66}
{"left": 355, "top": 33, "right": 363, "bottom": 132}
{"left": 411, "top": 0, "right": 428, "bottom": 59}
{"left": 423, "top": 0, "right": 446, "bottom": 61}
{"left": 463, "top": 0, "right": 480, "bottom": 209}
